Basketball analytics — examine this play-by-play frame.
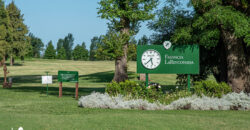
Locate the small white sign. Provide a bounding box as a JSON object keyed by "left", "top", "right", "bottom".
{"left": 42, "top": 76, "right": 53, "bottom": 84}
{"left": 163, "top": 41, "right": 172, "bottom": 50}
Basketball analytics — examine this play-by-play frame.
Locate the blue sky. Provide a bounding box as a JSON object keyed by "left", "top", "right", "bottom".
{"left": 4, "top": 0, "right": 165, "bottom": 49}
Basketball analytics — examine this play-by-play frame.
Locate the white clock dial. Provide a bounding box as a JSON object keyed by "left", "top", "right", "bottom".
{"left": 141, "top": 49, "right": 161, "bottom": 69}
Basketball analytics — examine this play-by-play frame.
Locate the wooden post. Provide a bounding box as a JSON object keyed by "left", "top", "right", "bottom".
{"left": 75, "top": 82, "right": 79, "bottom": 100}
{"left": 59, "top": 82, "right": 62, "bottom": 97}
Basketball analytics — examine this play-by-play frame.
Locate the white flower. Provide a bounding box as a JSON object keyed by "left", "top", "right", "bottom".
{"left": 158, "top": 86, "right": 161, "bottom": 88}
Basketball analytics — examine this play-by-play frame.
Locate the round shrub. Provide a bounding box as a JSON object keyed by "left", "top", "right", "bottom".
{"left": 194, "top": 80, "right": 232, "bottom": 98}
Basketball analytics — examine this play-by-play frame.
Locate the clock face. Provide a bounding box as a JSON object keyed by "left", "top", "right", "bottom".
{"left": 141, "top": 49, "right": 161, "bottom": 69}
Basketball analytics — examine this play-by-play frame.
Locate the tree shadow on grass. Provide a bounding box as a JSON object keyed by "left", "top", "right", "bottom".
{"left": 8, "top": 86, "right": 105, "bottom": 97}
{"left": 0, "top": 71, "right": 137, "bottom": 84}
{"left": 5, "top": 63, "right": 23, "bottom": 66}
{"left": 79, "top": 71, "right": 137, "bottom": 83}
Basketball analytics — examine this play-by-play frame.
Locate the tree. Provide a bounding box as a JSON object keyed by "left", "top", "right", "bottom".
{"left": 81, "top": 42, "right": 89, "bottom": 60}
{"left": 98, "top": 0, "right": 158, "bottom": 82}
{"left": 44, "top": 41, "right": 56, "bottom": 59}
{"left": 0, "top": 0, "right": 10, "bottom": 61}
{"left": 57, "top": 47, "right": 66, "bottom": 60}
{"left": 172, "top": 0, "right": 250, "bottom": 92}
{"left": 6, "top": 2, "right": 29, "bottom": 65}
{"left": 63, "top": 33, "right": 74, "bottom": 60}
{"left": 72, "top": 43, "right": 88, "bottom": 61}
{"left": 89, "top": 36, "right": 99, "bottom": 61}
{"left": 56, "top": 38, "right": 64, "bottom": 54}
{"left": 29, "top": 33, "right": 44, "bottom": 58}
{"left": 138, "top": 35, "right": 150, "bottom": 45}
{"left": 56, "top": 34, "right": 74, "bottom": 60}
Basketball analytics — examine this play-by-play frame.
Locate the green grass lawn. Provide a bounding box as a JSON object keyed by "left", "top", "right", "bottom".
{"left": 0, "top": 59, "right": 250, "bottom": 130}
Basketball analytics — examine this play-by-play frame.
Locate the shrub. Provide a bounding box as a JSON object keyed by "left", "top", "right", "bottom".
{"left": 166, "top": 92, "right": 250, "bottom": 110}
{"left": 106, "top": 80, "right": 164, "bottom": 103}
{"left": 193, "top": 80, "right": 232, "bottom": 98}
{"left": 79, "top": 92, "right": 250, "bottom": 110}
{"left": 78, "top": 92, "right": 165, "bottom": 110}
{"left": 165, "top": 90, "right": 193, "bottom": 104}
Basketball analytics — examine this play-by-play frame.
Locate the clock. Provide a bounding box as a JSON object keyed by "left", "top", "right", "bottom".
{"left": 141, "top": 49, "right": 161, "bottom": 69}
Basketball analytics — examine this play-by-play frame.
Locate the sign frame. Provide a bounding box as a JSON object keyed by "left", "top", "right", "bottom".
{"left": 137, "top": 44, "right": 200, "bottom": 91}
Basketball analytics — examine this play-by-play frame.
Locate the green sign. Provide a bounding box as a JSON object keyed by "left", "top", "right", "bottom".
{"left": 58, "top": 71, "right": 79, "bottom": 82}
{"left": 137, "top": 45, "right": 199, "bottom": 74}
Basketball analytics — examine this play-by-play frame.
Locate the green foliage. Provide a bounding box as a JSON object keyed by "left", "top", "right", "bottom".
{"left": 57, "top": 47, "right": 66, "bottom": 60}
{"left": 106, "top": 80, "right": 164, "bottom": 103}
{"left": 138, "top": 35, "right": 149, "bottom": 45}
{"left": 97, "top": 31, "right": 130, "bottom": 60}
{"left": 6, "top": 1, "right": 30, "bottom": 58}
{"left": 165, "top": 90, "right": 192, "bottom": 104}
{"left": 44, "top": 41, "right": 56, "bottom": 59}
{"left": 97, "top": 0, "right": 158, "bottom": 60}
{"left": 194, "top": 80, "right": 232, "bottom": 98}
{"left": 98, "top": 0, "right": 158, "bottom": 30}
{"left": 106, "top": 80, "right": 192, "bottom": 104}
{"left": 128, "top": 41, "right": 137, "bottom": 61}
{"left": 56, "top": 33, "right": 74, "bottom": 60}
{"left": 89, "top": 36, "right": 105, "bottom": 61}
{"left": 29, "top": 33, "right": 44, "bottom": 58}
{"left": 72, "top": 44, "right": 88, "bottom": 61}
{"left": 0, "top": 0, "right": 10, "bottom": 58}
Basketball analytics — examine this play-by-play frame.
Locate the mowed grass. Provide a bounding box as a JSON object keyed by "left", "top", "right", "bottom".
{"left": 0, "top": 59, "right": 250, "bottom": 130}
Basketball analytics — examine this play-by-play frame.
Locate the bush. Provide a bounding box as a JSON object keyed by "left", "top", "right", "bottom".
{"left": 78, "top": 92, "right": 250, "bottom": 110}
{"left": 106, "top": 80, "right": 164, "bottom": 103}
{"left": 193, "top": 80, "right": 232, "bottom": 98}
{"left": 78, "top": 92, "right": 166, "bottom": 110}
{"left": 166, "top": 92, "right": 250, "bottom": 110}
{"left": 165, "top": 90, "right": 192, "bottom": 104}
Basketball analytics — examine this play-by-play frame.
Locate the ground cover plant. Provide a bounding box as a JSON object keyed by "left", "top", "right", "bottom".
{"left": 1, "top": 59, "right": 250, "bottom": 129}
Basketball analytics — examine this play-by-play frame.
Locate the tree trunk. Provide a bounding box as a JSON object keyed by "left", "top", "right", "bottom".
{"left": 10, "top": 56, "right": 13, "bottom": 66}
{"left": 213, "top": 39, "right": 228, "bottom": 83}
{"left": 221, "top": 29, "right": 250, "bottom": 93}
{"left": 113, "top": 45, "right": 128, "bottom": 82}
{"left": 113, "top": 16, "right": 130, "bottom": 83}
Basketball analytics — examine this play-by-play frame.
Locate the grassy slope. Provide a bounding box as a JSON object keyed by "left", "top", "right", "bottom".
{"left": 0, "top": 59, "right": 249, "bottom": 130}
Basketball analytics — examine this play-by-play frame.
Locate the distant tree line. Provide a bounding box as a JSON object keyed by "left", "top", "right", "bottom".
{"left": 43, "top": 33, "right": 146, "bottom": 61}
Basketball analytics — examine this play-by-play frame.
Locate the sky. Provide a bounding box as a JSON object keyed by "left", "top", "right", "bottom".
{"left": 4, "top": 0, "right": 165, "bottom": 50}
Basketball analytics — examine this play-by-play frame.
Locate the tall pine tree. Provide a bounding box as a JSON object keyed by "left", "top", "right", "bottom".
{"left": 0, "top": 0, "right": 10, "bottom": 61}
{"left": 44, "top": 41, "right": 56, "bottom": 59}
{"left": 6, "top": 2, "right": 29, "bottom": 65}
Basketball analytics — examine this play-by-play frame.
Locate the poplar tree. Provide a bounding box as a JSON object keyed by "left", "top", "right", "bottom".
{"left": 6, "top": 2, "right": 29, "bottom": 65}
{"left": 98, "top": 0, "right": 158, "bottom": 82}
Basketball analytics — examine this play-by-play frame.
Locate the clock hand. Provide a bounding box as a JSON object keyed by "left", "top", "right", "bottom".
{"left": 150, "top": 58, "right": 153, "bottom": 65}
{"left": 145, "top": 58, "right": 153, "bottom": 65}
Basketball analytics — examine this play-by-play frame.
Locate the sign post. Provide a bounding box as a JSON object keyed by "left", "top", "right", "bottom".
{"left": 137, "top": 44, "right": 199, "bottom": 91}
{"left": 45, "top": 72, "right": 49, "bottom": 96}
{"left": 188, "top": 74, "right": 191, "bottom": 91}
{"left": 42, "top": 72, "right": 52, "bottom": 96}
{"left": 58, "top": 71, "right": 79, "bottom": 99}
